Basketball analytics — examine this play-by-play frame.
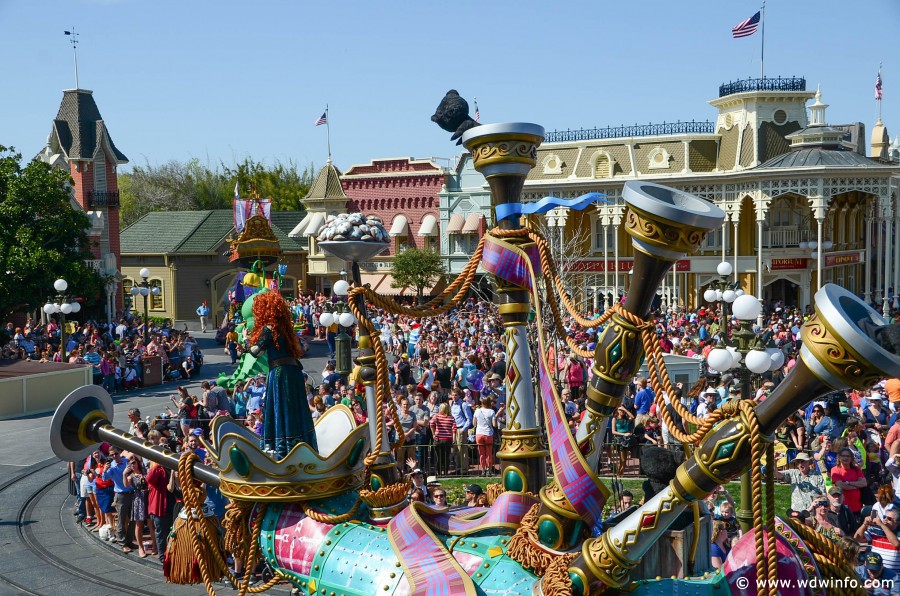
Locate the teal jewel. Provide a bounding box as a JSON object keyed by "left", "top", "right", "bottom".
{"left": 713, "top": 441, "right": 736, "bottom": 461}
{"left": 230, "top": 445, "right": 251, "bottom": 478}
{"left": 504, "top": 469, "right": 524, "bottom": 492}
{"left": 609, "top": 343, "right": 622, "bottom": 365}
{"left": 537, "top": 519, "right": 560, "bottom": 549}
{"left": 348, "top": 438, "right": 365, "bottom": 467}
{"left": 371, "top": 475, "right": 383, "bottom": 491}
{"left": 569, "top": 571, "right": 585, "bottom": 596}
{"left": 568, "top": 520, "right": 585, "bottom": 548}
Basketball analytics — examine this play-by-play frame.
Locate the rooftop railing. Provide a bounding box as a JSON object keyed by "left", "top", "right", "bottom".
{"left": 718, "top": 76, "right": 806, "bottom": 97}
{"left": 544, "top": 120, "right": 715, "bottom": 143}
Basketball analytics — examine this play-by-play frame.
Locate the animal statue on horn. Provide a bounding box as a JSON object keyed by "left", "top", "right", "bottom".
{"left": 49, "top": 93, "right": 900, "bottom": 596}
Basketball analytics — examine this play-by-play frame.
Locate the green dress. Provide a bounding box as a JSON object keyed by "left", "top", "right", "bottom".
{"left": 257, "top": 326, "right": 317, "bottom": 458}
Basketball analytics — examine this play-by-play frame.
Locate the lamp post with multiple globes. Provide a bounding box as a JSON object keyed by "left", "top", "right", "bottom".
{"left": 704, "top": 272, "right": 784, "bottom": 533}
{"left": 318, "top": 273, "right": 357, "bottom": 381}
{"left": 43, "top": 278, "right": 81, "bottom": 362}
{"left": 129, "top": 268, "right": 161, "bottom": 344}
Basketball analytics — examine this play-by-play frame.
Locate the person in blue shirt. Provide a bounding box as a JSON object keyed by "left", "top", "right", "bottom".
{"left": 450, "top": 389, "right": 473, "bottom": 474}
{"left": 102, "top": 447, "right": 135, "bottom": 551}
{"left": 196, "top": 301, "right": 210, "bottom": 333}
{"left": 856, "top": 552, "right": 900, "bottom": 595}
{"left": 633, "top": 377, "right": 654, "bottom": 426}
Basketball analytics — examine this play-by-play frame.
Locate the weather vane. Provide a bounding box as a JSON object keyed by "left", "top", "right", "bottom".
{"left": 64, "top": 27, "right": 79, "bottom": 89}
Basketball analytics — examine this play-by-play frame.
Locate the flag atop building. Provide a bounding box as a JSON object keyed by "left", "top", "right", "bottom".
{"left": 474, "top": 99, "right": 480, "bottom": 123}
{"left": 876, "top": 71, "right": 883, "bottom": 100}
{"left": 732, "top": 11, "right": 760, "bottom": 38}
{"left": 315, "top": 111, "right": 327, "bottom": 126}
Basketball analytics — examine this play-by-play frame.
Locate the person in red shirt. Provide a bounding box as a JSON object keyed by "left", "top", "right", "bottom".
{"left": 830, "top": 447, "right": 868, "bottom": 515}
{"left": 145, "top": 456, "right": 171, "bottom": 563}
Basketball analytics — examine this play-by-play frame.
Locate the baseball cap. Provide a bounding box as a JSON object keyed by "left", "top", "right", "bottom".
{"left": 827, "top": 485, "right": 843, "bottom": 496}
{"left": 866, "top": 553, "right": 884, "bottom": 571}
{"left": 191, "top": 428, "right": 203, "bottom": 436}
{"left": 465, "top": 484, "right": 483, "bottom": 495}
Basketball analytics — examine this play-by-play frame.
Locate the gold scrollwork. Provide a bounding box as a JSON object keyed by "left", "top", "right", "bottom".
{"left": 539, "top": 482, "right": 581, "bottom": 520}
{"left": 469, "top": 138, "right": 539, "bottom": 170}
{"left": 583, "top": 533, "right": 635, "bottom": 588}
{"left": 624, "top": 205, "right": 708, "bottom": 257}
{"left": 219, "top": 468, "right": 367, "bottom": 502}
{"left": 498, "top": 428, "right": 548, "bottom": 460}
{"left": 802, "top": 314, "right": 883, "bottom": 390}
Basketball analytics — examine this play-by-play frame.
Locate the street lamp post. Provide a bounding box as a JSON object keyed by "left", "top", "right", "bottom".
{"left": 130, "top": 268, "right": 160, "bottom": 344}
{"left": 43, "top": 278, "right": 81, "bottom": 362}
{"left": 318, "top": 276, "right": 357, "bottom": 382}
{"left": 705, "top": 287, "right": 784, "bottom": 533}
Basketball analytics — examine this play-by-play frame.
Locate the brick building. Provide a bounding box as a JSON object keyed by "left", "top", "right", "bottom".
{"left": 38, "top": 89, "right": 128, "bottom": 321}
{"left": 340, "top": 158, "right": 446, "bottom": 294}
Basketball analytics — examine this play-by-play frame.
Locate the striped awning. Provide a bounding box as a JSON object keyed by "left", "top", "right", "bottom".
{"left": 304, "top": 213, "right": 326, "bottom": 237}
{"left": 359, "top": 273, "right": 440, "bottom": 296}
{"left": 461, "top": 213, "right": 483, "bottom": 234}
{"left": 447, "top": 214, "right": 465, "bottom": 234}
{"left": 288, "top": 213, "right": 312, "bottom": 238}
{"left": 389, "top": 214, "right": 409, "bottom": 237}
{"left": 418, "top": 214, "right": 438, "bottom": 237}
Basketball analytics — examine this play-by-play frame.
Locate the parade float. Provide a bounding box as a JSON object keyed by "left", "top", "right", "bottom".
{"left": 49, "top": 97, "right": 900, "bottom": 596}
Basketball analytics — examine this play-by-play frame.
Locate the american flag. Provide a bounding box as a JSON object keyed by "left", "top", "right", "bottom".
{"left": 314, "top": 112, "right": 327, "bottom": 126}
{"left": 876, "top": 72, "right": 883, "bottom": 100}
{"left": 474, "top": 103, "right": 480, "bottom": 122}
{"left": 732, "top": 11, "right": 760, "bottom": 38}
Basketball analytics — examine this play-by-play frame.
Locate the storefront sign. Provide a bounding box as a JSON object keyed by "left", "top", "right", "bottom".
{"left": 567, "top": 259, "right": 690, "bottom": 272}
{"left": 770, "top": 258, "right": 808, "bottom": 271}
{"left": 823, "top": 251, "right": 863, "bottom": 268}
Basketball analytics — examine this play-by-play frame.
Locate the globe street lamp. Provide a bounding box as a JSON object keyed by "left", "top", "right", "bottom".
{"left": 706, "top": 291, "right": 783, "bottom": 533}
{"left": 43, "top": 278, "right": 81, "bottom": 362}
{"left": 130, "top": 268, "right": 160, "bottom": 344}
{"left": 320, "top": 279, "right": 357, "bottom": 381}
{"left": 703, "top": 261, "right": 744, "bottom": 324}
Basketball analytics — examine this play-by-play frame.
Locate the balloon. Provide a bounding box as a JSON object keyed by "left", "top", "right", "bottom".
{"left": 465, "top": 369, "right": 484, "bottom": 391}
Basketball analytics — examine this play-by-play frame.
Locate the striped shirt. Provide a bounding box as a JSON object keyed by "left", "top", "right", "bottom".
{"left": 865, "top": 525, "right": 900, "bottom": 573}
{"left": 430, "top": 413, "right": 456, "bottom": 441}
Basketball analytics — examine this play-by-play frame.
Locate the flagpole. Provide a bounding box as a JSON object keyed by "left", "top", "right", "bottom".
{"left": 878, "top": 63, "right": 883, "bottom": 123}
{"left": 325, "top": 104, "right": 332, "bottom": 161}
{"left": 760, "top": 1, "right": 766, "bottom": 80}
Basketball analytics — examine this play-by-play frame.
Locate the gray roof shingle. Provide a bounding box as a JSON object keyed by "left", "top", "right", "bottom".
{"left": 53, "top": 90, "right": 128, "bottom": 162}
{"left": 121, "top": 210, "right": 306, "bottom": 255}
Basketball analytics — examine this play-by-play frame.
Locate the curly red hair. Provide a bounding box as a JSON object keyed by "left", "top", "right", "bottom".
{"left": 248, "top": 291, "right": 302, "bottom": 359}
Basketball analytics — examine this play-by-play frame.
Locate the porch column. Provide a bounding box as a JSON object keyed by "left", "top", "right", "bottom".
{"left": 816, "top": 217, "right": 824, "bottom": 292}
{"left": 876, "top": 214, "right": 885, "bottom": 304}
{"left": 721, "top": 220, "right": 728, "bottom": 263}
{"left": 732, "top": 216, "right": 739, "bottom": 283}
{"left": 894, "top": 212, "right": 900, "bottom": 308}
{"left": 602, "top": 220, "right": 609, "bottom": 298}
{"left": 613, "top": 222, "right": 620, "bottom": 291}
{"left": 884, "top": 206, "right": 893, "bottom": 315}
{"left": 865, "top": 210, "right": 874, "bottom": 303}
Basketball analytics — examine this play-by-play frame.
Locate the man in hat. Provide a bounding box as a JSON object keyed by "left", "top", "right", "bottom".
{"left": 774, "top": 452, "right": 825, "bottom": 513}
{"left": 825, "top": 485, "right": 859, "bottom": 537}
{"left": 855, "top": 552, "right": 900, "bottom": 595}
{"left": 397, "top": 353, "right": 414, "bottom": 386}
{"left": 482, "top": 372, "right": 505, "bottom": 408}
{"left": 464, "top": 483, "right": 483, "bottom": 507}
{"left": 697, "top": 389, "right": 718, "bottom": 419}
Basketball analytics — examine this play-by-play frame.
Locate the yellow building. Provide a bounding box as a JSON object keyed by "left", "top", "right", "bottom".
{"left": 523, "top": 78, "right": 900, "bottom": 312}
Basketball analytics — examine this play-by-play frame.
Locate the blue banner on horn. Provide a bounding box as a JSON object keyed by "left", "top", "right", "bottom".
{"left": 495, "top": 191, "right": 609, "bottom": 221}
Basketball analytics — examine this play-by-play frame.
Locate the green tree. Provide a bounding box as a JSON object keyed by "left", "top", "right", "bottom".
{"left": 0, "top": 146, "right": 104, "bottom": 320}
{"left": 390, "top": 248, "right": 446, "bottom": 300}
{"left": 118, "top": 157, "right": 315, "bottom": 227}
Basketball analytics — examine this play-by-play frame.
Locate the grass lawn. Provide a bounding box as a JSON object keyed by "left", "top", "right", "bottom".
{"left": 436, "top": 474, "right": 793, "bottom": 515}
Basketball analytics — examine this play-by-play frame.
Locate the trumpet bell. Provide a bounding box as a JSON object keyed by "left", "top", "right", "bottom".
{"left": 49, "top": 385, "right": 113, "bottom": 462}
{"left": 623, "top": 181, "right": 725, "bottom": 261}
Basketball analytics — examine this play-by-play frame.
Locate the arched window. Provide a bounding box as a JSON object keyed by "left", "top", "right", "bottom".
{"left": 149, "top": 279, "right": 164, "bottom": 310}
{"left": 122, "top": 278, "right": 134, "bottom": 309}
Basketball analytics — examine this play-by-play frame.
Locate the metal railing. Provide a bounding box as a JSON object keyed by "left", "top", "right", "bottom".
{"left": 87, "top": 190, "right": 120, "bottom": 208}
{"left": 763, "top": 229, "right": 813, "bottom": 248}
{"left": 544, "top": 120, "right": 715, "bottom": 143}
{"left": 718, "top": 76, "right": 806, "bottom": 97}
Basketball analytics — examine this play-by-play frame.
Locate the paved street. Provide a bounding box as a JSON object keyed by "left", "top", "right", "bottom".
{"left": 0, "top": 331, "right": 332, "bottom": 595}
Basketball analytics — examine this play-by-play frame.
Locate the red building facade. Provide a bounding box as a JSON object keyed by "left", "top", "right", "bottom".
{"left": 40, "top": 89, "right": 128, "bottom": 319}
{"left": 341, "top": 158, "right": 445, "bottom": 257}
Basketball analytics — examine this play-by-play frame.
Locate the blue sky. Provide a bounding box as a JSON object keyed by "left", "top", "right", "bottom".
{"left": 2, "top": 0, "right": 897, "bottom": 173}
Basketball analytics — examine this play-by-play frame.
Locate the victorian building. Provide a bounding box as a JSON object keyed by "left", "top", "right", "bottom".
{"left": 520, "top": 77, "right": 900, "bottom": 312}
{"left": 340, "top": 157, "right": 445, "bottom": 295}
{"left": 438, "top": 153, "right": 489, "bottom": 277}
{"left": 38, "top": 88, "right": 128, "bottom": 321}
